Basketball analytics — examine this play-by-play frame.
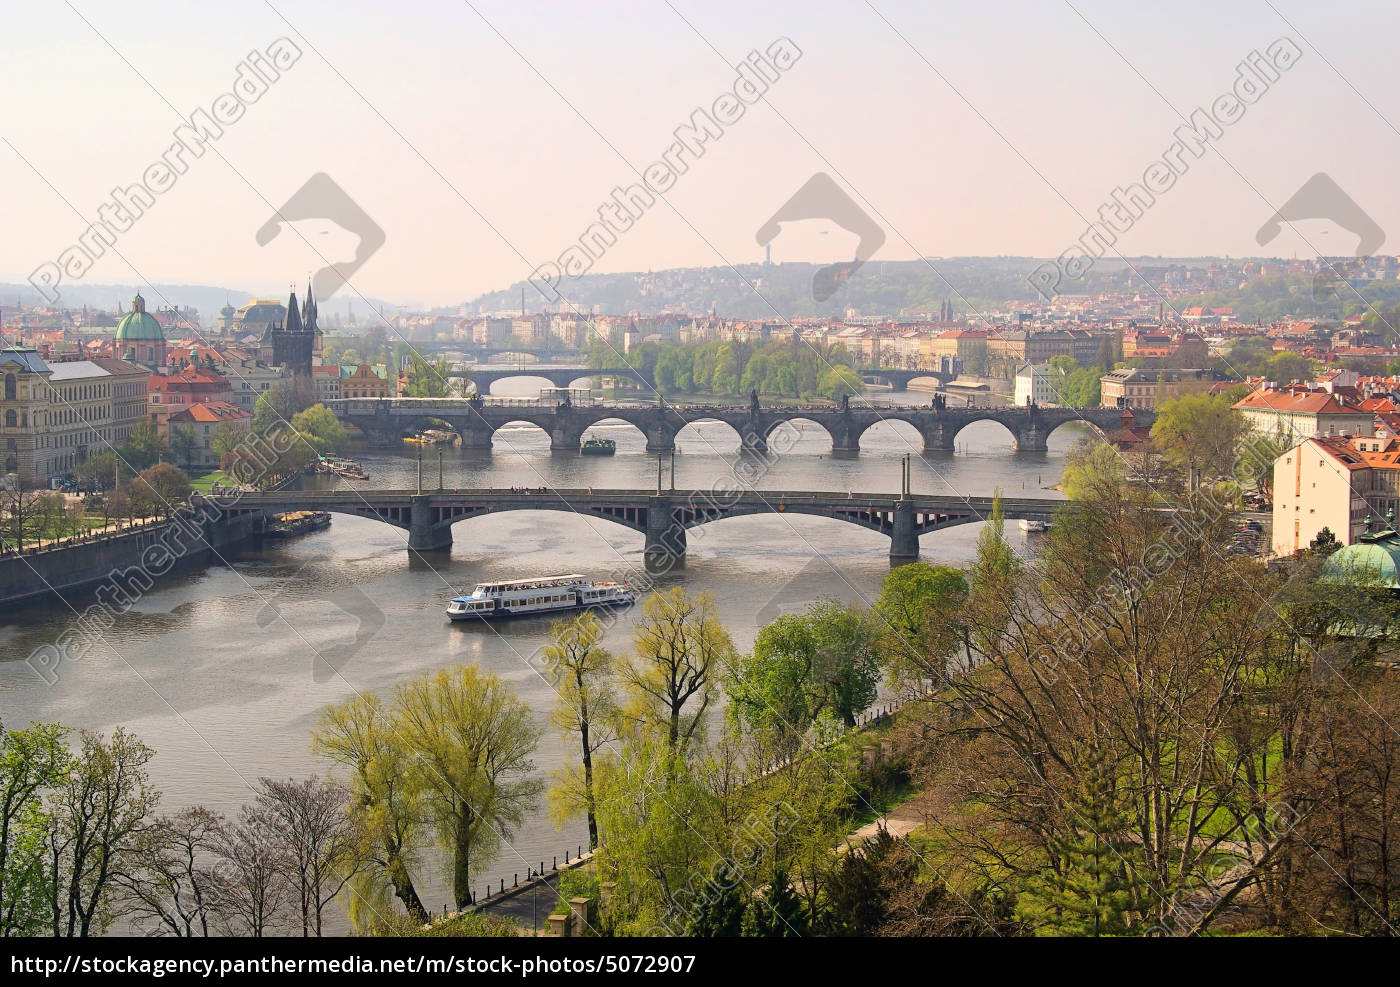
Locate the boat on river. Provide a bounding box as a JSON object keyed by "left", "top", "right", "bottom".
{"left": 446, "top": 574, "right": 634, "bottom": 621}
{"left": 266, "top": 510, "right": 332, "bottom": 539}
{"left": 1019, "top": 519, "right": 1050, "bottom": 533}
{"left": 580, "top": 437, "right": 616, "bottom": 455}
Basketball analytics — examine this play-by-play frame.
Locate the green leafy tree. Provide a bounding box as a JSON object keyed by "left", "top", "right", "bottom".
{"left": 402, "top": 356, "right": 453, "bottom": 398}
{"left": 620, "top": 589, "right": 736, "bottom": 755}
{"left": 48, "top": 727, "right": 161, "bottom": 937}
{"left": 312, "top": 694, "right": 429, "bottom": 925}
{"left": 1061, "top": 439, "right": 1127, "bottom": 501}
{"left": 129, "top": 463, "right": 192, "bottom": 517}
{"left": 1150, "top": 393, "right": 1245, "bottom": 493}
{"left": 122, "top": 421, "right": 167, "bottom": 471}
{"left": 873, "top": 562, "right": 969, "bottom": 689}
{"left": 168, "top": 425, "right": 198, "bottom": 467}
{"left": 0, "top": 720, "right": 71, "bottom": 937}
{"left": 393, "top": 665, "right": 541, "bottom": 910}
{"left": 288, "top": 404, "right": 349, "bottom": 457}
{"left": 684, "top": 861, "right": 747, "bottom": 936}
{"left": 541, "top": 613, "right": 617, "bottom": 851}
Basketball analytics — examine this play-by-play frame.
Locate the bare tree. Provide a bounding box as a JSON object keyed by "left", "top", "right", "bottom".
{"left": 117, "top": 806, "right": 224, "bottom": 937}
{"left": 207, "top": 803, "right": 289, "bottom": 937}
{"left": 255, "top": 777, "right": 365, "bottom": 937}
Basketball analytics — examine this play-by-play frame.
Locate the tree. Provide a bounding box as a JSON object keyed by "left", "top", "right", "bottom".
{"left": 741, "top": 868, "right": 806, "bottom": 936}
{"left": 818, "top": 366, "right": 864, "bottom": 401}
{"left": 402, "top": 357, "right": 453, "bottom": 398}
{"left": 254, "top": 776, "right": 364, "bottom": 937}
{"left": 0, "top": 720, "right": 71, "bottom": 937}
{"left": 1150, "top": 393, "right": 1244, "bottom": 493}
{"left": 129, "top": 463, "right": 192, "bottom": 517}
{"left": 620, "top": 589, "right": 736, "bottom": 754}
{"left": 74, "top": 450, "right": 121, "bottom": 493}
{"left": 288, "top": 404, "right": 348, "bottom": 457}
{"left": 872, "top": 562, "right": 968, "bottom": 689}
{"left": 210, "top": 422, "right": 246, "bottom": 463}
{"left": 393, "top": 665, "right": 541, "bottom": 910}
{"left": 47, "top": 727, "right": 160, "bottom": 937}
{"left": 169, "top": 425, "right": 199, "bottom": 467}
{"left": 208, "top": 803, "right": 288, "bottom": 937}
{"left": 117, "top": 806, "right": 224, "bottom": 937}
{"left": 1061, "top": 439, "right": 1127, "bottom": 502}
{"left": 541, "top": 613, "right": 617, "bottom": 852}
{"left": 252, "top": 381, "right": 312, "bottom": 436}
{"left": 1014, "top": 762, "right": 1148, "bottom": 936}
{"left": 312, "top": 693, "right": 428, "bottom": 925}
{"left": 684, "top": 860, "right": 746, "bottom": 936}
{"left": 122, "top": 422, "right": 167, "bottom": 471}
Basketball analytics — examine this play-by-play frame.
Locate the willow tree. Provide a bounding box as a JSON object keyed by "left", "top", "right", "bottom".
{"left": 620, "top": 589, "right": 736, "bottom": 755}
{"left": 541, "top": 613, "right": 617, "bottom": 851}
{"left": 312, "top": 693, "right": 428, "bottom": 924}
{"left": 393, "top": 666, "right": 541, "bottom": 910}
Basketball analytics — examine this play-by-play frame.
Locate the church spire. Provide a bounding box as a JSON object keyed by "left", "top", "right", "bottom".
{"left": 303, "top": 281, "right": 318, "bottom": 333}
{"left": 284, "top": 287, "right": 302, "bottom": 334}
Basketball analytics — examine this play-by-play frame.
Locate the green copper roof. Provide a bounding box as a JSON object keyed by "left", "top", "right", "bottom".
{"left": 115, "top": 293, "right": 164, "bottom": 342}
{"left": 1322, "top": 530, "right": 1400, "bottom": 589}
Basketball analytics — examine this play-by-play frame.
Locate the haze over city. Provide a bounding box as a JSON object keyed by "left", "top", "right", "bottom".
{"left": 4, "top": 0, "right": 1397, "bottom": 307}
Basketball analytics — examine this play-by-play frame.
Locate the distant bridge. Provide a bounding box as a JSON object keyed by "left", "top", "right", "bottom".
{"left": 324, "top": 398, "right": 1144, "bottom": 454}
{"left": 445, "top": 364, "right": 955, "bottom": 395}
{"left": 449, "top": 364, "right": 654, "bottom": 392}
{"left": 217, "top": 487, "right": 1067, "bottom": 563}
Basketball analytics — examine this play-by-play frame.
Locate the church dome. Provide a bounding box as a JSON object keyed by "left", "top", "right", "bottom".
{"left": 115, "top": 293, "right": 164, "bottom": 342}
{"left": 1322, "top": 530, "right": 1400, "bottom": 589}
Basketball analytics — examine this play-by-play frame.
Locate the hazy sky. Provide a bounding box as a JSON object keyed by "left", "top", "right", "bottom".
{"left": 3, "top": 0, "right": 1397, "bottom": 308}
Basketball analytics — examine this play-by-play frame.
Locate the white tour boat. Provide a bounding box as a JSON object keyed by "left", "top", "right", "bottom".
{"left": 1019, "top": 519, "right": 1050, "bottom": 533}
{"left": 446, "top": 574, "right": 635, "bottom": 621}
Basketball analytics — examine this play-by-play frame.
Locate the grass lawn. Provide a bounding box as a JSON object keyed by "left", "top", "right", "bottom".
{"left": 187, "top": 470, "right": 225, "bottom": 493}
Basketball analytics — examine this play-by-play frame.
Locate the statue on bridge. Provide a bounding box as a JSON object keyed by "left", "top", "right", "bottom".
{"left": 750, "top": 388, "right": 760, "bottom": 414}
{"left": 840, "top": 392, "right": 850, "bottom": 413}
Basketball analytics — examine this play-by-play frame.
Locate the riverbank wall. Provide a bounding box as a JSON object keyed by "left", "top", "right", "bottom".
{"left": 0, "top": 509, "right": 263, "bottom": 609}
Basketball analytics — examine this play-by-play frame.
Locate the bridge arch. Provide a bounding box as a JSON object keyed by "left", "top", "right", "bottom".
{"left": 581, "top": 417, "right": 648, "bottom": 450}
{"left": 762, "top": 416, "right": 835, "bottom": 454}
{"left": 854, "top": 417, "right": 925, "bottom": 454}
{"left": 489, "top": 418, "right": 555, "bottom": 450}
{"left": 1045, "top": 416, "right": 1109, "bottom": 450}
{"left": 674, "top": 417, "right": 744, "bottom": 453}
{"left": 949, "top": 416, "right": 1019, "bottom": 453}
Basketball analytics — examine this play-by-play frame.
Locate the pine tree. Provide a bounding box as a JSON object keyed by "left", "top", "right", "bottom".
{"left": 684, "top": 862, "right": 747, "bottom": 936}
{"left": 1015, "top": 764, "right": 1147, "bottom": 936}
{"left": 742, "top": 868, "right": 806, "bottom": 937}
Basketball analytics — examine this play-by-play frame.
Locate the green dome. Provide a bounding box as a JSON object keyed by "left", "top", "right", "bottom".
{"left": 115, "top": 293, "right": 164, "bottom": 342}
{"left": 1322, "top": 530, "right": 1400, "bottom": 589}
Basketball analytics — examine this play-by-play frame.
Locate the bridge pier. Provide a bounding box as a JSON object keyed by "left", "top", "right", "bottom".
{"left": 890, "top": 500, "right": 920, "bottom": 562}
{"left": 644, "top": 427, "right": 676, "bottom": 454}
{"left": 550, "top": 423, "right": 586, "bottom": 452}
{"left": 921, "top": 425, "right": 956, "bottom": 453}
{"left": 739, "top": 425, "right": 767, "bottom": 454}
{"left": 457, "top": 425, "right": 494, "bottom": 449}
{"left": 643, "top": 497, "right": 686, "bottom": 572}
{"left": 1014, "top": 427, "right": 1048, "bottom": 453}
{"left": 408, "top": 496, "right": 453, "bottom": 553}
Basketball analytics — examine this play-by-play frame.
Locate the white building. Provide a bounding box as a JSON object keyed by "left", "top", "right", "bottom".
{"left": 1272, "top": 431, "right": 1400, "bottom": 556}
{"left": 1013, "top": 363, "right": 1058, "bottom": 407}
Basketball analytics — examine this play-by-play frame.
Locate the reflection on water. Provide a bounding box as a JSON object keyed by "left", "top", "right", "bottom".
{"left": 0, "top": 386, "right": 1089, "bottom": 924}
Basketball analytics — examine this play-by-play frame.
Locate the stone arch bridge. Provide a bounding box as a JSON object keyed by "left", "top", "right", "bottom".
{"left": 325, "top": 398, "right": 1146, "bottom": 454}
{"left": 217, "top": 487, "right": 1066, "bottom": 564}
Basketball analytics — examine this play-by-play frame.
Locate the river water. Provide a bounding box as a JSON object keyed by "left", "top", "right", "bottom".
{"left": 0, "top": 382, "right": 1087, "bottom": 928}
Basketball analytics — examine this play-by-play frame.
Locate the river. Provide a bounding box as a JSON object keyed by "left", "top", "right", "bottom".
{"left": 0, "top": 382, "right": 1089, "bottom": 929}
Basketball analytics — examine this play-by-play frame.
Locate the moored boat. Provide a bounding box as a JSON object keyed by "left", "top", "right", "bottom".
{"left": 266, "top": 510, "right": 332, "bottom": 539}
{"left": 1019, "top": 518, "right": 1049, "bottom": 533}
{"left": 580, "top": 437, "right": 616, "bottom": 455}
{"left": 446, "top": 574, "right": 634, "bottom": 621}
